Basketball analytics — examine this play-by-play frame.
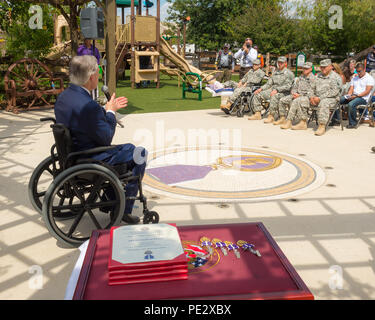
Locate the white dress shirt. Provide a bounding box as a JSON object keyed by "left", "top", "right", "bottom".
{"left": 81, "top": 86, "right": 115, "bottom": 115}
{"left": 234, "top": 47, "right": 258, "bottom": 68}
{"left": 350, "top": 73, "right": 375, "bottom": 101}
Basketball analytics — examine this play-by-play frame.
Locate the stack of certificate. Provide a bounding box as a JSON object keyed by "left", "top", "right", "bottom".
{"left": 108, "top": 223, "right": 188, "bottom": 285}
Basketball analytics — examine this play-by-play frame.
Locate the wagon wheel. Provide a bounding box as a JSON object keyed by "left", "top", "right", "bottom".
{"left": 4, "top": 58, "right": 55, "bottom": 111}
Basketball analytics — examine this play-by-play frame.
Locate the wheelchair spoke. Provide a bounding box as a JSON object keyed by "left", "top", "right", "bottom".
{"left": 67, "top": 209, "right": 85, "bottom": 237}
{"left": 72, "top": 181, "right": 86, "bottom": 203}
{"left": 36, "top": 191, "right": 46, "bottom": 197}
{"left": 87, "top": 209, "right": 103, "bottom": 230}
{"left": 86, "top": 176, "right": 106, "bottom": 203}
{"left": 52, "top": 203, "right": 83, "bottom": 212}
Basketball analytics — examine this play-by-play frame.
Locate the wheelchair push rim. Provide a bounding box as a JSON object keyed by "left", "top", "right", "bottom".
{"left": 28, "top": 155, "right": 60, "bottom": 214}
{"left": 42, "top": 164, "right": 125, "bottom": 247}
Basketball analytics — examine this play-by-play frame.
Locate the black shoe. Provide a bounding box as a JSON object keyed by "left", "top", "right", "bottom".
{"left": 346, "top": 124, "right": 356, "bottom": 129}
{"left": 122, "top": 214, "right": 140, "bottom": 224}
{"left": 371, "top": 146, "right": 375, "bottom": 153}
{"left": 221, "top": 107, "right": 230, "bottom": 115}
{"left": 329, "top": 119, "right": 340, "bottom": 126}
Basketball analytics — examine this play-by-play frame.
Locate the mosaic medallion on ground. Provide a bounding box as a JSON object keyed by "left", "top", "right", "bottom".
{"left": 143, "top": 146, "right": 325, "bottom": 202}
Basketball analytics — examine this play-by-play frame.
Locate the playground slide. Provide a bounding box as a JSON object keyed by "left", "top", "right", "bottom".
{"left": 159, "top": 36, "right": 217, "bottom": 84}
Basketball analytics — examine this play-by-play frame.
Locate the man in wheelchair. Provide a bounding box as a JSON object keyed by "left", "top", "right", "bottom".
{"left": 220, "top": 59, "right": 266, "bottom": 115}
{"left": 54, "top": 55, "right": 146, "bottom": 225}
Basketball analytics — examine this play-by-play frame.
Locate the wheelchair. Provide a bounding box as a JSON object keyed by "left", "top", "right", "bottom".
{"left": 228, "top": 86, "right": 261, "bottom": 117}
{"left": 28, "top": 117, "right": 159, "bottom": 247}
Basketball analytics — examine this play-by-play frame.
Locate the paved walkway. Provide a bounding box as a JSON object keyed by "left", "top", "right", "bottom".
{"left": 0, "top": 108, "right": 375, "bottom": 299}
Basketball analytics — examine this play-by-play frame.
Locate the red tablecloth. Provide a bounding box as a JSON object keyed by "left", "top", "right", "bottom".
{"left": 73, "top": 223, "right": 313, "bottom": 300}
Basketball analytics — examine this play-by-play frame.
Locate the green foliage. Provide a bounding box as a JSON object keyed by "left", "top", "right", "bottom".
{"left": 296, "top": 0, "right": 375, "bottom": 55}
{"left": 231, "top": 0, "right": 299, "bottom": 55}
{"left": 0, "top": 1, "right": 30, "bottom": 33}
{"left": 166, "top": 0, "right": 247, "bottom": 51}
{"left": 1, "top": 2, "right": 55, "bottom": 60}
{"left": 166, "top": 0, "right": 375, "bottom": 56}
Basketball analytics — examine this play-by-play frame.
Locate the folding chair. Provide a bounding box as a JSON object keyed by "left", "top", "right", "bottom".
{"left": 308, "top": 88, "right": 345, "bottom": 131}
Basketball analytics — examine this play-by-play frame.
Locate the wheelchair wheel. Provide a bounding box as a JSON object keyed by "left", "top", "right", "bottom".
{"left": 236, "top": 110, "right": 244, "bottom": 117}
{"left": 28, "top": 155, "right": 60, "bottom": 214}
{"left": 42, "top": 164, "right": 125, "bottom": 247}
{"left": 143, "top": 211, "right": 159, "bottom": 224}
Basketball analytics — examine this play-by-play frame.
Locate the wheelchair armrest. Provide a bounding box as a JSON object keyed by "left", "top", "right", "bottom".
{"left": 40, "top": 117, "right": 56, "bottom": 123}
{"left": 66, "top": 145, "right": 119, "bottom": 164}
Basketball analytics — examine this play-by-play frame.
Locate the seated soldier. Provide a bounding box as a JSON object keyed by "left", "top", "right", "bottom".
{"left": 309, "top": 59, "right": 342, "bottom": 136}
{"left": 280, "top": 62, "right": 316, "bottom": 130}
{"left": 249, "top": 56, "right": 294, "bottom": 122}
{"left": 54, "top": 55, "right": 147, "bottom": 224}
{"left": 220, "top": 59, "right": 265, "bottom": 113}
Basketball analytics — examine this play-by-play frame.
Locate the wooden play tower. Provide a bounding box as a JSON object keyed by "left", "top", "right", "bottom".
{"left": 113, "top": 0, "right": 161, "bottom": 89}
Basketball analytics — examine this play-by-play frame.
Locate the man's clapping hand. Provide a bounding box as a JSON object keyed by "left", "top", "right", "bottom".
{"left": 106, "top": 93, "right": 128, "bottom": 112}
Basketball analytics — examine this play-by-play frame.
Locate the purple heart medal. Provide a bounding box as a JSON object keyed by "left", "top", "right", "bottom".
{"left": 199, "top": 236, "right": 214, "bottom": 255}
{"left": 237, "top": 240, "right": 261, "bottom": 257}
{"left": 212, "top": 238, "right": 228, "bottom": 256}
{"left": 224, "top": 241, "right": 241, "bottom": 259}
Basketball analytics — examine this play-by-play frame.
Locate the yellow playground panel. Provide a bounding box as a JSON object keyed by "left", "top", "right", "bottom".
{"left": 117, "top": 16, "right": 157, "bottom": 43}
{"left": 134, "top": 50, "right": 160, "bottom": 83}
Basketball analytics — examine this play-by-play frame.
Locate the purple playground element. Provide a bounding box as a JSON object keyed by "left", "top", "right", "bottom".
{"left": 146, "top": 165, "right": 213, "bottom": 185}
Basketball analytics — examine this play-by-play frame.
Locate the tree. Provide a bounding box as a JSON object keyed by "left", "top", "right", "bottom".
{"left": 231, "top": 0, "right": 300, "bottom": 54}
{"left": 295, "top": 0, "right": 375, "bottom": 56}
{"left": 166, "top": 0, "right": 248, "bottom": 51}
{"left": 0, "top": 1, "right": 55, "bottom": 59}
{"left": 21, "top": 0, "right": 96, "bottom": 56}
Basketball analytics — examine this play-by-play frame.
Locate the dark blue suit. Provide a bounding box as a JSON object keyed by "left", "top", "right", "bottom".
{"left": 54, "top": 84, "right": 147, "bottom": 214}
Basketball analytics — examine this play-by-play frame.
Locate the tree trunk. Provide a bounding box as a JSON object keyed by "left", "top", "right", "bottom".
{"left": 69, "top": 1, "right": 79, "bottom": 57}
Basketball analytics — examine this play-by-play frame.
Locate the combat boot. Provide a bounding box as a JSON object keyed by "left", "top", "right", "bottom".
{"left": 248, "top": 112, "right": 262, "bottom": 120}
{"left": 263, "top": 114, "right": 274, "bottom": 124}
{"left": 291, "top": 120, "right": 307, "bottom": 130}
{"left": 220, "top": 102, "right": 232, "bottom": 110}
{"left": 280, "top": 119, "right": 292, "bottom": 129}
{"left": 314, "top": 124, "right": 326, "bottom": 136}
{"left": 273, "top": 116, "right": 286, "bottom": 125}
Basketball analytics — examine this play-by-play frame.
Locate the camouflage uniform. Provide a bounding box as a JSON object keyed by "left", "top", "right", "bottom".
{"left": 252, "top": 63, "right": 294, "bottom": 117}
{"left": 285, "top": 72, "right": 316, "bottom": 121}
{"left": 312, "top": 70, "right": 342, "bottom": 125}
{"left": 228, "top": 68, "right": 266, "bottom": 104}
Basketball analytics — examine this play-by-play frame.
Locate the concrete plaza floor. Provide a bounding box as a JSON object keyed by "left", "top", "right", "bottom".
{"left": 0, "top": 107, "right": 375, "bottom": 300}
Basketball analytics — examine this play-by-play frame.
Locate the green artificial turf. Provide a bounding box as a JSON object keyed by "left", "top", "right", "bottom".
{"left": 104, "top": 72, "right": 240, "bottom": 115}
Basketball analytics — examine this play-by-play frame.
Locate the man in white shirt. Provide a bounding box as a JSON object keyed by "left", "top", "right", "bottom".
{"left": 338, "top": 62, "right": 374, "bottom": 128}
{"left": 234, "top": 38, "right": 258, "bottom": 80}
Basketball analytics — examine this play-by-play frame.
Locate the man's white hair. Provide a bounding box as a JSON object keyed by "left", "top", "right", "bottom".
{"left": 69, "top": 55, "right": 98, "bottom": 86}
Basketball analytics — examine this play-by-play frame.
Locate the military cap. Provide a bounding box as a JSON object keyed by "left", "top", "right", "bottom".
{"left": 277, "top": 56, "right": 287, "bottom": 63}
{"left": 320, "top": 59, "right": 332, "bottom": 67}
{"left": 253, "top": 58, "right": 261, "bottom": 65}
{"left": 303, "top": 62, "right": 313, "bottom": 69}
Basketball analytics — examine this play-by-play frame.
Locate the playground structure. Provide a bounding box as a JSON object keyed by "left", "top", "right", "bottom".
{"left": 42, "top": 0, "right": 219, "bottom": 91}
{"left": 113, "top": 0, "right": 218, "bottom": 90}
{"left": 2, "top": 0, "right": 221, "bottom": 112}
